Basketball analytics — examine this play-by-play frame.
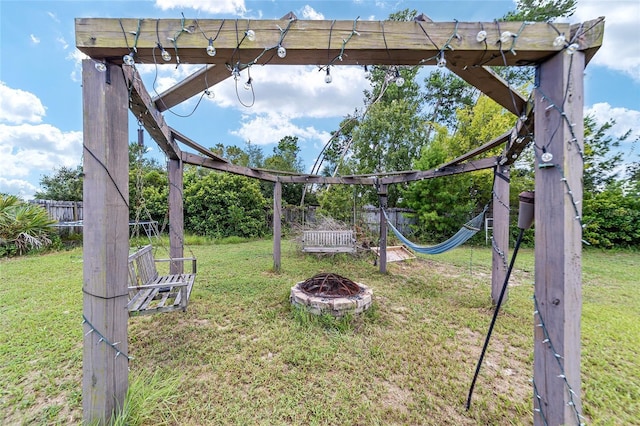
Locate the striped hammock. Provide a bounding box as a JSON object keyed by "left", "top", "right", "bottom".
{"left": 383, "top": 205, "right": 488, "bottom": 255}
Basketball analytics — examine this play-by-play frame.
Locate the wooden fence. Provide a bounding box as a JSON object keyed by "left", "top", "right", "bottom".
{"left": 32, "top": 200, "right": 83, "bottom": 222}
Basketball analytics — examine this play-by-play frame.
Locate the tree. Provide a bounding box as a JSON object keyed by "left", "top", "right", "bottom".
{"left": 264, "top": 136, "right": 305, "bottom": 206}
{"left": 583, "top": 115, "right": 627, "bottom": 193}
{"left": 503, "top": 0, "right": 576, "bottom": 22}
{"left": 35, "top": 166, "right": 83, "bottom": 201}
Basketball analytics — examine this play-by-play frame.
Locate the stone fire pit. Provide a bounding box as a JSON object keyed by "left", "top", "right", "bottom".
{"left": 290, "top": 273, "right": 373, "bottom": 317}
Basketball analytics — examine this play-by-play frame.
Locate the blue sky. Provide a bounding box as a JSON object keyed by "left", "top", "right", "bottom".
{"left": 1, "top": 0, "right": 639, "bottom": 200}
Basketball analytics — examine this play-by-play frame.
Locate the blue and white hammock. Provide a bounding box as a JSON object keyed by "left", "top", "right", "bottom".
{"left": 382, "top": 205, "right": 488, "bottom": 255}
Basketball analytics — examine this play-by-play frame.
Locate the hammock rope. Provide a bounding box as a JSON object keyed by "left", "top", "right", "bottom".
{"left": 383, "top": 205, "right": 488, "bottom": 255}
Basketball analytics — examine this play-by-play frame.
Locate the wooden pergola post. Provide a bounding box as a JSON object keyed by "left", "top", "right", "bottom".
{"left": 378, "top": 184, "right": 388, "bottom": 274}
{"left": 273, "top": 179, "right": 282, "bottom": 272}
{"left": 533, "top": 50, "right": 585, "bottom": 425}
{"left": 168, "top": 157, "right": 184, "bottom": 274}
{"left": 81, "top": 60, "right": 129, "bottom": 424}
{"left": 491, "top": 165, "right": 510, "bottom": 304}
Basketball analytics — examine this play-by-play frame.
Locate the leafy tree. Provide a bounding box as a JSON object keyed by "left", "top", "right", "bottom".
{"left": 211, "top": 143, "right": 251, "bottom": 166}
{"left": 264, "top": 136, "right": 306, "bottom": 206}
{"left": 316, "top": 185, "right": 358, "bottom": 224}
{"left": 423, "top": 70, "right": 476, "bottom": 138}
{"left": 583, "top": 116, "right": 626, "bottom": 193}
{"left": 35, "top": 166, "right": 83, "bottom": 201}
{"left": 503, "top": 0, "right": 576, "bottom": 22}
{"left": 183, "top": 169, "right": 268, "bottom": 238}
{"left": 583, "top": 184, "right": 640, "bottom": 248}
{"left": 129, "top": 142, "right": 168, "bottom": 224}
{"left": 0, "top": 194, "right": 56, "bottom": 256}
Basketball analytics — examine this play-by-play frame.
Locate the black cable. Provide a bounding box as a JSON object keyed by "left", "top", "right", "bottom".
{"left": 466, "top": 226, "right": 526, "bottom": 410}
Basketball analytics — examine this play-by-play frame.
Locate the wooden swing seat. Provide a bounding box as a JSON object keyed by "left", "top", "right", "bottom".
{"left": 302, "top": 230, "right": 356, "bottom": 254}
{"left": 127, "top": 245, "right": 196, "bottom": 316}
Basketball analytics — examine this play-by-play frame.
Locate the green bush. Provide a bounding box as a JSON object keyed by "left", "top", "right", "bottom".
{"left": 583, "top": 187, "right": 640, "bottom": 248}
{"left": 183, "top": 169, "right": 269, "bottom": 238}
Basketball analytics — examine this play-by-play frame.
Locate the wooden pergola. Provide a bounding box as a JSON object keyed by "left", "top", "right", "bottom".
{"left": 76, "top": 15, "right": 603, "bottom": 425}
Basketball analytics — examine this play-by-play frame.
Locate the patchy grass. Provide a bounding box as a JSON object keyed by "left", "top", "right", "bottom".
{"left": 1, "top": 241, "right": 638, "bottom": 424}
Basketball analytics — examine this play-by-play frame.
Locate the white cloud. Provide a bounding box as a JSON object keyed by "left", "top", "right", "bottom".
{"left": 230, "top": 112, "right": 331, "bottom": 145}
{"left": 0, "top": 82, "right": 46, "bottom": 124}
{"left": 212, "top": 65, "right": 368, "bottom": 119}
{"left": 56, "top": 36, "right": 69, "bottom": 50}
{"left": 0, "top": 178, "right": 38, "bottom": 200}
{"left": 30, "top": 34, "right": 40, "bottom": 44}
{"left": 573, "top": 1, "right": 640, "bottom": 81}
{"left": 47, "top": 11, "right": 60, "bottom": 23}
{"left": 67, "top": 49, "right": 89, "bottom": 83}
{"left": 585, "top": 102, "right": 640, "bottom": 142}
{"left": 154, "top": 0, "right": 246, "bottom": 15}
{"left": 300, "top": 5, "right": 324, "bottom": 20}
{"left": 0, "top": 124, "right": 83, "bottom": 178}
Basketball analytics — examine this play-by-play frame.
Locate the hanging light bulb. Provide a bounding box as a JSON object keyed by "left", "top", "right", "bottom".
{"left": 437, "top": 51, "right": 447, "bottom": 68}
{"left": 160, "top": 45, "right": 171, "bottom": 62}
{"left": 541, "top": 151, "right": 553, "bottom": 162}
{"left": 94, "top": 61, "right": 107, "bottom": 72}
{"left": 500, "top": 31, "right": 514, "bottom": 44}
{"left": 206, "top": 38, "right": 216, "bottom": 56}
{"left": 476, "top": 30, "right": 487, "bottom": 43}
{"left": 553, "top": 34, "right": 566, "bottom": 48}
{"left": 232, "top": 66, "right": 240, "bottom": 80}
{"left": 363, "top": 65, "right": 371, "bottom": 78}
{"left": 277, "top": 45, "right": 287, "bottom": 58}
{"left": 394, "top": 69, "right": 404, "bottom": 87}
{"left": 245, "top": 29, "right": 256, "bottom": 41}
{"left": 566, "top": 43, "right": 579, "bottom": 55}
{"left": 204, "top": 89, "right": 215, "bottom": 99}
{"left": 324, "top": 68, "right": 332, "bottom": 84}
{"left": 244, "top": 77, "right": 253, "bottom": 91}
{"left": 123, "top": 53, "right": 135, "bottom": 66}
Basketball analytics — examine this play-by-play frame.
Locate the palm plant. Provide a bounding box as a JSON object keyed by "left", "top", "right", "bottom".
{"left": 0, "top": 194, "right": 56, "bottom": 255}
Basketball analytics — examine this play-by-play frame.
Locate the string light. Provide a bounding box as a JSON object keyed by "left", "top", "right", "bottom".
{"left": 277, "top": 45, "right": 287, "bottom": 58}
{"left": 123, "top": 53, "right": 135, "bottom": 66}
{"left": 394, "top": 68, "right": 405, "bottom": 87}
{"left": 541, "top": 151, "right": 553, "bottom": 163}
{"left": 566, "top": 43, "right": 579, "bottom": 55}
{"left": 476, "top": 30, "right": 487, "bottom": 42}
{"left": 500, "top": 31, "right": 514, "bottom": 44}
{"left": 244, "top": 76, "right": 253, "bottom": 91}
{"left": 82, "top": 315, "right": 131, "bottom": 363}
{"left": 204, "top": 89, "right": 215, "bottom": 99}
{"left": 324, "top": 67, "right": 332, "bottom": 84}
{"left": 119, "top": 19, "right": 142, "bottom": 67}
{"left": 94, "top": 61, "right": 107, "bottom": 72}
{"left": 157, "top": 43, "right": 171, "bottom": 61}
{"left": 206, "top": 38, "right": 216, "bottom": 56}
{"left": 553, "top": 34, "right": 566, "bottom": 47}
{"left": 437, "top": 51, "right": 447, "bottom": 68}
{"left": 245, "top": 29, "right": 256, "bottom": 41}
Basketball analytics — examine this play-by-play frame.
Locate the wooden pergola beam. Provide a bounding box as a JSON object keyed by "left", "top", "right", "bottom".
{"left": 122, "top": 66, "right": 181, "bottom": 160}
{"left": 181, "top": 152, "right": 278, "bottom": 182}
{"left": 154, "top": 65, "right": 227, "bottom": 112}
{"left": 171, "top": 127, "right": 228, "bottom": 162}
{"left": 380, "top": 156, "right": 500, "bottom": 185}
{"left": 447, "top": 65, "right": 528, "bottom": 116}
{"left": 76, "top": 18, "right": 586, "bottom": 67}
{"left": 438, "top": 129, "right": 512, "bottom": 169}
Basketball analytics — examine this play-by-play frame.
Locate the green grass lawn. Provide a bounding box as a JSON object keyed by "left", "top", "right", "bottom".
{"left": 1, "top": 240, "right": 638, "bottom": 425}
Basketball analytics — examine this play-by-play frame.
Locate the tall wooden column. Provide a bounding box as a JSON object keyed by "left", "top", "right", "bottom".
{"left": 273, "top": 179, "right": 282, "bottom": 272}
{"left": 82, "top": 60, "right": 129, "bottom": 424}
{"left": 491, "top": 165, "right": 510, "bottom": 304}
{"left": 533, "top": 51, "right": 584, "bottom": 425}
{"left": 168, "top": 157, "right": 184, "bottom": 274}
{"left": 378, "top": 184, "right": 388, "bottom": 274}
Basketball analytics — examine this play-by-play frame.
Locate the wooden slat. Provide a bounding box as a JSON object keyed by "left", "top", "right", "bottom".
{"left": 153, "top": 65, "right": 226, "bottom": 112}
{"left": 182, "top": 151, "right": 279, "bottom": 182}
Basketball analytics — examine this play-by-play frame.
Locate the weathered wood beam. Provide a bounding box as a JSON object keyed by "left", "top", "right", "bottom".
{"left": 533, "top": 49, "right": 584, "bottom": 426}
{"left": 181, "top": 151, "right": 278, "bottom": 182}
{"left": 379, "top": 156, "right": 500, "bottom": 185}
{"left": 501, "top": 99, "right": 535, "bottom": 166}
{"left": 447, "top": 65, "right": 527, "bottom": 116}
{"left": 170, "top": 127, "right": 228, "bottom": 162}
{"left": 168, "top": 158, "right": 184, "bottom": 274}
{"left": 75, "top": 18, "right": 600, "bottom": 67}
{"left": 438, "top": 129, "right": 511, "bottom": 169}
{"left": 273, "top": 180, "right": 282, "bottom": 272}
{"left": 154, "top": 65, "right": 227, "bottom": 112}
{"left": 278, "top": 175, "right": 377, "bottom": 185}
{"left": 81, "top": 60, "right": 129, "bottom": 424}
{"left": 572, "top": 18, "right": 605, "bottom": 65}
{"left": 491, "top": 165, "right": 510, "bottom": 305}
{"left": 121, "top": 65, "right": 181, "bottom": 160}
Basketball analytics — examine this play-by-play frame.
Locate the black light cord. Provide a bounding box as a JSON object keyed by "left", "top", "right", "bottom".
{"left": 466, "top": 226, "right": 526, "bottom": 410}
